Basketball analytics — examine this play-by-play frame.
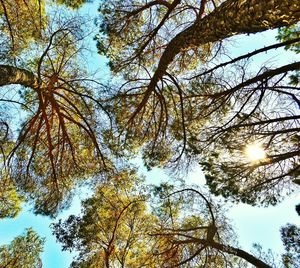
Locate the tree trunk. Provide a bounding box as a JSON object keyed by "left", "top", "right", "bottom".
{"left": 103, "top": 249, "right": 110, "bottom": 268}
{"left": 0, "top": 65, "right": 38, "bottom": 88}
{"left": 151, "top": 0, "right": 300, "bottom": 85}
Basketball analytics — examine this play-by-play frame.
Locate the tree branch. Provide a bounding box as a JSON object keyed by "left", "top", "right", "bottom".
{"left": 0, "top": 65, "right": 39, "bottom": 88}
{"left": 147, "top": 0, "right": 300, "bottom": 93}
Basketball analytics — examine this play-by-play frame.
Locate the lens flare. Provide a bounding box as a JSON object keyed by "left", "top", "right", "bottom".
{"left": 245, "top": 143, "right": 266, "bottom": 162}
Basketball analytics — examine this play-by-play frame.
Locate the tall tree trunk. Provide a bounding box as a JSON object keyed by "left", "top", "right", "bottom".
{"left": 150, "top": 0, "right": 300, "bottom": 88}
{"left": 104, "top": 250, "right": 110, "bottom": 268}
{"left": 0, "top": 65, "right": 38, "bottom": 88}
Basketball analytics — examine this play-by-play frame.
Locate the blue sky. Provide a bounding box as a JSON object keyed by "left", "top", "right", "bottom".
{"left": 0, "top": 1, "right": 299, "bottom": 267}
{"left": 0, "top": 199, "right": 80, "bottom": 267}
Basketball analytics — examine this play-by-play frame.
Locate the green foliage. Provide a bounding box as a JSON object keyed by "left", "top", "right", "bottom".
{"left": 53, "top": 176, "right": 249, "bottom": 267}
{"left": 0, "top": 14, "right": 110, "bottom": 217}
{"left": 142, "top": 141, "right": 172, "bottom": 170}
{"left": 52, "top": 169, "right": 160, "bottom": 267}
{"left": 0, "top": 123, "right": 24, "bottom": 218}
{"left": 54, "top": 0, "right": 91, "bottom": 9}
{"left": 97, "top": 0, "right": 212, "bottom": 74}
{"left": 0, "top": 3, "right": 298, "bottom": 268}
{"left": 0, "top": 174, "right": 24, "bottom": 218}
{"left": 197, "top": 26, "right": 300, "bottom": 206}
{"left": 96, "top": 0, "right": 300, "bottom": 209}
{"left": 0, "top": 228, "right": 44, "bottom": 268}
{"left": 277, "top": 23, "right": 300, "bottom": 85}
{"left": 281, "top": 224, "right": 300, "bottom": 268}
{"left": 0, "top": 0, "right": 46, "bottom": 58}
{"left": 201, "top": 146, "right": 292, "bottom": 206}
{"left": 277, "top": 23, "right": 300, "bottom": 54}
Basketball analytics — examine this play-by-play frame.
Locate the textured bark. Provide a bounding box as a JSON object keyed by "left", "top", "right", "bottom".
{"left": 0, "top": 65, "right": 39, "bottom": 88}
{"left": 152, "top": 0, "right": 300, "bottom": 84}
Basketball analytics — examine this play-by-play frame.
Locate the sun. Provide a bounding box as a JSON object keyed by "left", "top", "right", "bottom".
{"left": 245, "top": 143, "right": 266, "bottom": 162}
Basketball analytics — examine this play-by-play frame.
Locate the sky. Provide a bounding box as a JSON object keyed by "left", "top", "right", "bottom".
{"left": 0, "top": 1, "right": 299, "bottom": 268}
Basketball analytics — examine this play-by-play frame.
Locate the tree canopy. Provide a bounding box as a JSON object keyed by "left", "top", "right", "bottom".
{"left": 0, "top": 0, "right": 299, "bottom": 267}
{"left": 0, "top": 228, "right": 44, "bottom": 268}
{"left": 97, "top": 0, "right": 300, "bottom": 206}
{"left": 53, "top": 177, "right": 276, "bottom": 268}
{"left": 0, "top": 2, "right": 113, "bottom": 216}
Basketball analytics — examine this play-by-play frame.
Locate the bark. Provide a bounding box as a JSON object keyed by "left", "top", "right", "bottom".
{"left": 0, "top": 65, "right": 39, "bottom": 88}
{"left": 104, "top": 250, "right": 110, "bottom": 268}
{"left": 151, "top": 0, "right": 300, "bottom": 86}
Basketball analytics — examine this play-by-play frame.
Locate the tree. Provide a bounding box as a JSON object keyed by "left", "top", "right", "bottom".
{"left": 196, "top": 24, "right": 300, "bottom": 205}
{"left": 0, "top": 0, "right": 89, "bottom": 60}
{"left": 53, "top": 177, "right": 282, "bottom": 268}
{"left": 99, "top": 0, "right": 299, "bottom": 96}
{"left": 53, "top": 0, "right": 91, "bottom": 9}
{"left": 0, "top": 228, "right": 44, "bottom": 268}
{"left": 149, "top": 185, "right": 277, "bottom": 268}
{"left": 0, "top": 1, "right": 298, "bottom": 265}
{"left": 281, "top": 224, "right": 300, "bottom": 268}
{"left": 0, "top": 3, "right": 113, "bottom": 216}
{"left": 0, "top": 121, "right": 23, "bottom": 218}
{"left": 0, "top": 174, "right": 23, "bottom": 218}
{"left": 52, "top": 169, "right": 161, "bottom": 268}
{"left": 97, "top": 0, "right": 300, "bottom": 205}
{"left": 0, "top": 0, "right": 46, "bottom": 61}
